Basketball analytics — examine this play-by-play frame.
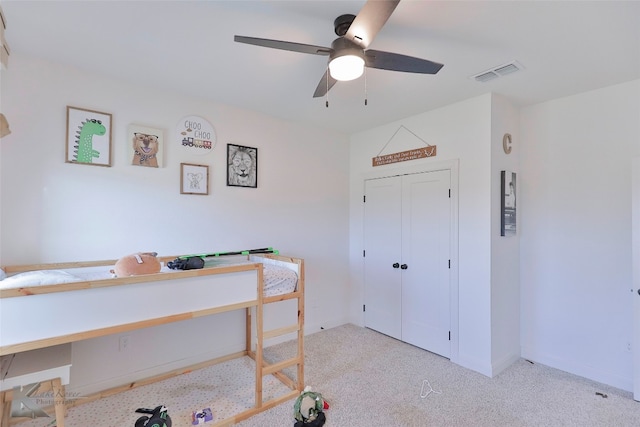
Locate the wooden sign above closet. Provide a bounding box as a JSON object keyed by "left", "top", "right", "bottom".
{"left": 372, "top": 145, "right": 437, "bottom": 167}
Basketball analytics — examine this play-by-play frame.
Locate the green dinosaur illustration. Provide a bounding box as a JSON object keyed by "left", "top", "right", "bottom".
{"left": 73, "top": 118, "right": 106, "bottom": 163}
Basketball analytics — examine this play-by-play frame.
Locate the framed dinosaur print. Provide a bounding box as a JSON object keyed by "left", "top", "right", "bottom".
{"left": 65, "top": 106, "right": 112, "bottom": 167}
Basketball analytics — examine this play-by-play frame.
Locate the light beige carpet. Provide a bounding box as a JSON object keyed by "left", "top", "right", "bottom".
{"left": 12, "top": 324, "right": 640, "bottom": 426}
{"left": 239, "top": 324, "right": 640, "bottom": 427}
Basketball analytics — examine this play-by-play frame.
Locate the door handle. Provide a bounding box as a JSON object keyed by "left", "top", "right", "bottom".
{"left": 393, "top": 263, "right": 400, "bottom": 269}
{"left": 401, "top": 264, "right": 408, "bottom": 270}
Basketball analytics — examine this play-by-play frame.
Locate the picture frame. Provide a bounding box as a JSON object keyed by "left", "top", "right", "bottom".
{"left": 180, "top": 163, "right": 209, "bottom": 195}
{"left": 128, "top": 124, "right": 164, "bottom": 168}
{"left": 227, "top": 143, "right": 258, "bottom": 188}
{"left": 65, "top": 106, "right": 112, "bottom": 167}
{"left": 501, "top": 170, "right": 517, "bottom": 236}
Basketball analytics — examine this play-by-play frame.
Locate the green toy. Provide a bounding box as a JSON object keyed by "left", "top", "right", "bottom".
{"left": 293, "top": 386, "right": 328, "bottom": 426}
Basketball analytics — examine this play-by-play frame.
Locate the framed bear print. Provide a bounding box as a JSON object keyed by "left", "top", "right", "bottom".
{"left": 128, "top": 124, "right": 164, "bottom": 168}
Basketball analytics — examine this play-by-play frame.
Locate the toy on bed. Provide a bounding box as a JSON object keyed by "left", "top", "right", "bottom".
{"left": 112, "top": 252, "right": 161, "bottom": 277}
{"left": 167, "top": 247, "right": 278, "bottom": 271}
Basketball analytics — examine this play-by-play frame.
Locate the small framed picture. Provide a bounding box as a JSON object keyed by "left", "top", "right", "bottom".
{"left": 181, "top": 163, "right": 209, "bottom": 195}
{"left": 65, "top": 106, "right": 112, "bottom": 166}
{"left": 501, "top": 171, "right": 517, "bottom": 236}
{"left": 227, "top": 143, "right": 258, "bottom": 188}
{"left": 128, "top": 124, "right": 164, "bottom": 168}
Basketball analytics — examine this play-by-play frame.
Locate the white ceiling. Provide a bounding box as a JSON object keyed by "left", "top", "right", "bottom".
{"left": 3, "top": 0, "right": 640, "bottom": 134}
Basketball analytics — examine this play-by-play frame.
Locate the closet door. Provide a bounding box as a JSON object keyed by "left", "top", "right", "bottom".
{"left": 364, "top": 170, "right": 451, "bottom": 358}
{"left": 363, "top": 176, "right": 402, "bottom": 340}
{"left": 401, "top": 170, "right": 451, "bottom": 357}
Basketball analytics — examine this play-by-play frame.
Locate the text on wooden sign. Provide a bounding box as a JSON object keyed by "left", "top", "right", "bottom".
{"left": 372, "top": 146, "right": 437, "bottom": 167}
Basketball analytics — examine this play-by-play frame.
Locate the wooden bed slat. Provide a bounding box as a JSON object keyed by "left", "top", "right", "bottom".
{"left": 263, "top": 324, "right": 300, "bottom": 340}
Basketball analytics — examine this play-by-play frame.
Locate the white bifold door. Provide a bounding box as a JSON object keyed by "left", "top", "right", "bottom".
{"left": 364, "top": 170, "right": 451, "bottom": 358}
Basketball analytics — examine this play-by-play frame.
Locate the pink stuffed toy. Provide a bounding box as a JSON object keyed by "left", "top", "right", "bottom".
{"left": 112, "top": 252, "right": 161, "bottom": 277}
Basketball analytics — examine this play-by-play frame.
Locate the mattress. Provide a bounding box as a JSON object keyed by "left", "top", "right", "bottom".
{"left": 0, "top": 263, "right": 298, "bottom": 297}
{"left": 262, "top": 264, "right": 298, "bottom": 297}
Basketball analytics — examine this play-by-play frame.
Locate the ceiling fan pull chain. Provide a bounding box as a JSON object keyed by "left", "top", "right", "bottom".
{"left": 326, "top": 68, "right": 330, "bottom": 108}
{"left": 364, "top": 66, "right": 368, "bottom": 106}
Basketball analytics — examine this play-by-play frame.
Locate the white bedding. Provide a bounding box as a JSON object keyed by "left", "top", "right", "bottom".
{"left": 0, "top": 263, "right": 298, "bottom": 296}
{"left": 262, "top": 264, "right": 298, "bottom": 297}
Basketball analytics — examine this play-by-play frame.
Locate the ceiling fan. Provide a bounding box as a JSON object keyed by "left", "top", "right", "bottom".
{"left": 234, "top": 0, "right": 444, "bottom": 99}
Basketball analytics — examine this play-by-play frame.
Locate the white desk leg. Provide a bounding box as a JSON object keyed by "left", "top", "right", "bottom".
{"left": 51, "top": 378, "right": 66, "bottom": 427}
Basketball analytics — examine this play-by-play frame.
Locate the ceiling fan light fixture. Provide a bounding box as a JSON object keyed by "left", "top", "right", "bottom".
{"left": 329, "top": 54, "right": 365, "bottom": 81}
{"left": 328, "top": 38, "right": 366, "bottom": 82}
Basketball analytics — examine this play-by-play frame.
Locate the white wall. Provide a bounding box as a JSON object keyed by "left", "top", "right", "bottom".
{"left": 490, "top": 94, "right": 521, "bottom": 374}
{"left": 520, "top": 79, "right": 640, "bottom": 391}
{"left": 349, "top": 94, "right": 496, "bottom": 376}
{"left": 0, "top": 54, "right": 351, "bottom": 394}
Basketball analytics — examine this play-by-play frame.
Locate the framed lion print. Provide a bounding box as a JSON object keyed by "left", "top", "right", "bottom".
{"left": 65, "top": 106, "right": 112, "bottom": 167}
{"left": 227, "top": 143, "right": 258, "bottom": 188}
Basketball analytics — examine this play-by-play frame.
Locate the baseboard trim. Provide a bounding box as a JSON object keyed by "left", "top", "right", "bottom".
{"left": 521, "top": 346, "right": 632, "bottom": 392}
{"left": 491, "top": 351, "right": 520, "bottom": 376}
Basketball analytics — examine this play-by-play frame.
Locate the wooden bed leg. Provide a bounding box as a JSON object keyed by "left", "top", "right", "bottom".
{"left": 245, "top": 307, "right": 252, "bottom": 352}
{"left": 0, "top": 391, "right": 9, "bottom": 427}
{"left": 255, "top": 268, "right": 264, "bottom": 407}
{"left": 297, "top": 258, "right": 305, "bottom": 390}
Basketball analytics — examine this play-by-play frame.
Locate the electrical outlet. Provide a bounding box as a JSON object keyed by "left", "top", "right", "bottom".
{"left": 119, "top": 335, "right": 130, "bottom": 352}
{"left": 626, "top": 342, "right": 632, "bottom": 353}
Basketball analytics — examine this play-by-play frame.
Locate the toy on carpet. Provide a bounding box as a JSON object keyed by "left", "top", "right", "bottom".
{"left": 192, "top": 407, "right": 214, "bottom": 425}
{"left": 294, "top": 386, "right": 329, "bottom": 427}
{"left": 134, "top": 405, "right": 171, "bottom": 427}
{"left": 112, "top": 252, "right": 161, "bottom": 277}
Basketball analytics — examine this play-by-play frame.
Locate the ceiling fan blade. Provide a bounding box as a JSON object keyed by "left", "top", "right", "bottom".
{"left": 313, "top": 70, "right": 338, "bottom": 98}
{"left": 234, "top": 35, "right": 332, "bottom": 56}
{"left": 365, "top": 49, "right": 444, "bottom": 74}
{"left": 345, "top": 0, "right": 400, "bottom": 49}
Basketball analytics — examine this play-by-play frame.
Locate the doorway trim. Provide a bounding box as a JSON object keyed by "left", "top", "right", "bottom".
{"left": 361, "top": 159, "right": 459, "bottom": 364}
{"left": 632, "top": 157, "right": 639, "bottom": 400}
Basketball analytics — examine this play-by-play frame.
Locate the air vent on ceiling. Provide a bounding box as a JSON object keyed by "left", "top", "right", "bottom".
{"left": 471, "top": 61, "right": 524, "bottom": 83}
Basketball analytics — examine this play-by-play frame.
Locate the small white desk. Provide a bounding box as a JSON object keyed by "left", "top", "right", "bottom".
{"left": 1, "top": 344, "right": 71, "bottom": 427}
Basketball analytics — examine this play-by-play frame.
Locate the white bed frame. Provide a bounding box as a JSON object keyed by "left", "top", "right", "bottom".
{"left": 0, "top": 253, "right": 305, "bottom": 426}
